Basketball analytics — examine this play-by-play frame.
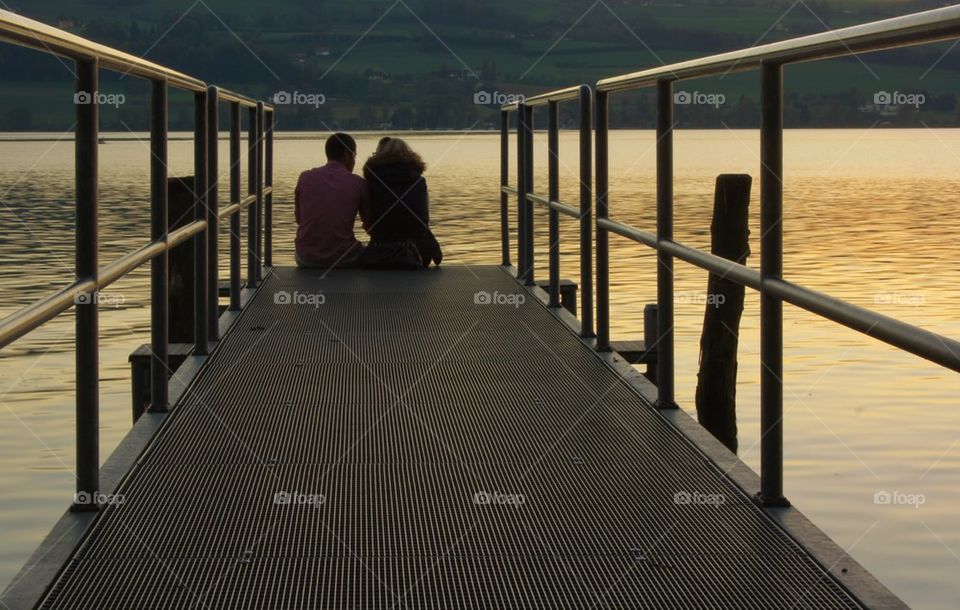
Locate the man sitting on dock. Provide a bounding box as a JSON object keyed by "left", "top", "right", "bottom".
{"left": 294, "top": 132, "right": 371, "bottom": 268}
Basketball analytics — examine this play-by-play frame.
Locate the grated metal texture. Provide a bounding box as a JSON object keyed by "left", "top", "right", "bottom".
{"left": 42, "top": 266, "right": 861, "bottom": 609}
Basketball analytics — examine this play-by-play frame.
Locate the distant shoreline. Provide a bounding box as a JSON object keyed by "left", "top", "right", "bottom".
{"left": 1, "top": 126, "right": 957, "bottom": 143}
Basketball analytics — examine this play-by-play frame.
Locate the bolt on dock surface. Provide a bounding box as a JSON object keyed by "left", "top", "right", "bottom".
{"left": 41, "top": 266, "right": 860, "bottom": 608}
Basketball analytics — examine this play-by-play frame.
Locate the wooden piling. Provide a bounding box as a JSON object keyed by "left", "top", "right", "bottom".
{"left": 695, "top": 174, "right": 751, "bottom": 453}
{"left": 168, "top": 177, "right": 195, "bottom": 344}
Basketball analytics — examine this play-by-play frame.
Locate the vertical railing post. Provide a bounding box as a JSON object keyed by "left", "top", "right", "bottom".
{"left": 229, "top": 102, "right": 241, "bottom": 309}
{"left": 500, "top": 109, "right": 510, "bottom": 267}
{"left": 547, "top": 100, "right": 560, "bottom": 307}
{"left": 523, "top": 104, "right": 535, "bottom": 286}
{"left": 578, "top": 85, "right": 594, "bottom": 338}
{"left": 193, "top": 90, "right": 209, "bottom": 356}
{"left": 247, "top": 105, "right": 258, "bottom": 288}
{"left": 255, "top": 102, "right": 265, "bottom": 282}
{"left": 149, "top": 78, "right": 169, "bottom": 412}
{"left": 595, "top": 90, "right": 610, "bottom": 351}
{"left": 264, "top": 108, "right": 274, "bottom": 268}
{"left": 759, "top": 62, "right": 789, "bottom": 507}
{"left": 206, "top": 86, "right": 219, "bottom": 341}
{"left": 656, "top": 79, "right": 677, "bottom": 409}
{"left": 73, "top": 57, "right": 99, "bottom": 510}
{"left": 516, "top": 103, "right": 527, "bottom": 279}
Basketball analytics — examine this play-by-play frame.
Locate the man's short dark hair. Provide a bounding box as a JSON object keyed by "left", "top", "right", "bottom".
{"left": 325, "top": 133, "right": 357, "bottom": 161}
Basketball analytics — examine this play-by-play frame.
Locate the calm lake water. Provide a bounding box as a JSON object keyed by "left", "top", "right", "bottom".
{"left": 1, "top": 129, "right": 959, "bottom": 608}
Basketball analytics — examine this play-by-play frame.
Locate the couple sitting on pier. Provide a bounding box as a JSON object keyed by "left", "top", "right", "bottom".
{"left": 294, "top": 133, "right": 443, "bottom": 269}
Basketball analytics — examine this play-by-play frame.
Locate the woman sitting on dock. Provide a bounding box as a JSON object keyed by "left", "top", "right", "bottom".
{"left": 360, "top": 137, "right": 443, "bottom": 268}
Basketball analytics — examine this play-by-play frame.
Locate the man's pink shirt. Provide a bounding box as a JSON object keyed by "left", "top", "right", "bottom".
{"left": 294, "top": 161, "right": 371, "bottom": 264}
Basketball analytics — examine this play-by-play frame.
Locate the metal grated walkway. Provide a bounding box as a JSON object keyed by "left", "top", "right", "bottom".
{"left": 41, "top": 266, "right": 860, "bottom": 609}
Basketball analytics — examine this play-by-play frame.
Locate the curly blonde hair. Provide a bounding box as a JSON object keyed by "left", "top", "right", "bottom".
{"left": 366, "top": 137, "right": 426, "bottom": 171}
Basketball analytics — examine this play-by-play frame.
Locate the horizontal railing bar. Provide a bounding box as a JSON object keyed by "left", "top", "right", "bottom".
{"left": 168, "top": 219, "right": 207, "bottom": 248}
{"left": 528, "top": 192, "right": 581, "bottom": 219}
{"left": 0, "top": 219, "right": 206, "bottom": 350}
{"left": 0, "top": 11, "right": 273, "bottom": 112}
{"left": 501, "top": 185, "right": 518, "bottom": 195}
{"left": 550, "top": 200, "right": 581, "bottom": 219}
{"left": 662, "top": 239, "right": 761, "bottom": 291}
{"left": 599, "top": 217, "right": 761, "bottom": 289}
{"left": 98, "top": 242, "right": 165, "bottom": 289}
{"left": 767, "top": 278, "right": 960, "bottom": 373}
{"left": 526, "top": 192, "right": 549, "bottom": 206}
{"left": 0, "top": 279, "right": 96, "bottom": 349}
{"left": 597, "top": 217, "right": 960, "bottom": 372}
{"left": 218, "top": 203, "right": 241, "bottom": 220}
{"left": 0, "top": 10, "right": 204, "bottom": 91}
{"left": 523, "top": 86, "right": 583, "bottom": 108}
{"left": 597, "top": 217, "right": 657, "bottom": 247}
{"left": 597, "top": 5, "right": 960, "bottom": 92}
{"left": 219, "top": 88, "right": 273, "bottom": 111}
{"left": 501, "top": 85, "right": 582, "bottom": 111}
{"left": 215, "top": 189, "right": 262, "bottom": 220}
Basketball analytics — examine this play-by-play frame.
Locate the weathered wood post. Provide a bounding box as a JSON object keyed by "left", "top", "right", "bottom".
{"left": 695, "top": 174, "right": 751, "bottom": 453}
{"left": 131, "top": 177, "right": 196, "bottom": 422}
{"left": 168, "top": 177, "right": 196, "bottom": 344}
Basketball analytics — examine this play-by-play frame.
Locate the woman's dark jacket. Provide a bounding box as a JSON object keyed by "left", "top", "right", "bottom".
{"left": 362, "top": 152, "right": 442, "bottom": 266}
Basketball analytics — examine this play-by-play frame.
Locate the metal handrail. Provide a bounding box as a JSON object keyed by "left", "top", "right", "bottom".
{"left": 220, "top": 88, "right": 272, "bottom": 111}
{"left": 597, "top": 5, "right": 960, "bottom": 92}
{"left": 591, "top": 5, "right": 960, "bottom": 507}
{"left": 0, "top": 10, "right": 203, "bottom": 91}
{"left": 500, "top": 5, "right": 960, "bottom": 509}
{"left": 0, "top": 10, "right": 271, "bottom": 111}
{"left": 501, "top": 84, "right": 594, "bottom": 336}
{"left": 597, "top": 217, "right": 960, "bottom": 371}
{"left": 598, "top": 217, "right": 760, "bottom": 289}
{"left": 0, "top": 10, "right": 276, "bottom": 511}
{"left": 0, "top": 280, "right": 97, "bottom": 350}
{"left": 528, "top": 193, "right": 580, "bottom": 220}
{"left": 502, "top": 85, "right": 582, "bottom": 111}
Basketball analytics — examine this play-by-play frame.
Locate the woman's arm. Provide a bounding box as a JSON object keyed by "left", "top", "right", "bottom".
{"left": 420, "top": 178, "right": 430, "bottom": 225}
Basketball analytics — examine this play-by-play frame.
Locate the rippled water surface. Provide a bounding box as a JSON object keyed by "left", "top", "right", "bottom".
{"left": 1, "top": 130, "right": 959, "bottom": 608}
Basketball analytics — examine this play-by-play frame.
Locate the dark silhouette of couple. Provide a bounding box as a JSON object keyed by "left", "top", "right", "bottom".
{"left": 294, "top": 133, "right": 443, "bottom": 270}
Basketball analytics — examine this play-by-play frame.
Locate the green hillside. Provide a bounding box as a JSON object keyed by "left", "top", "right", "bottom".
{"left": 1, "top": 0, "right": 958, "bottom": 129}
